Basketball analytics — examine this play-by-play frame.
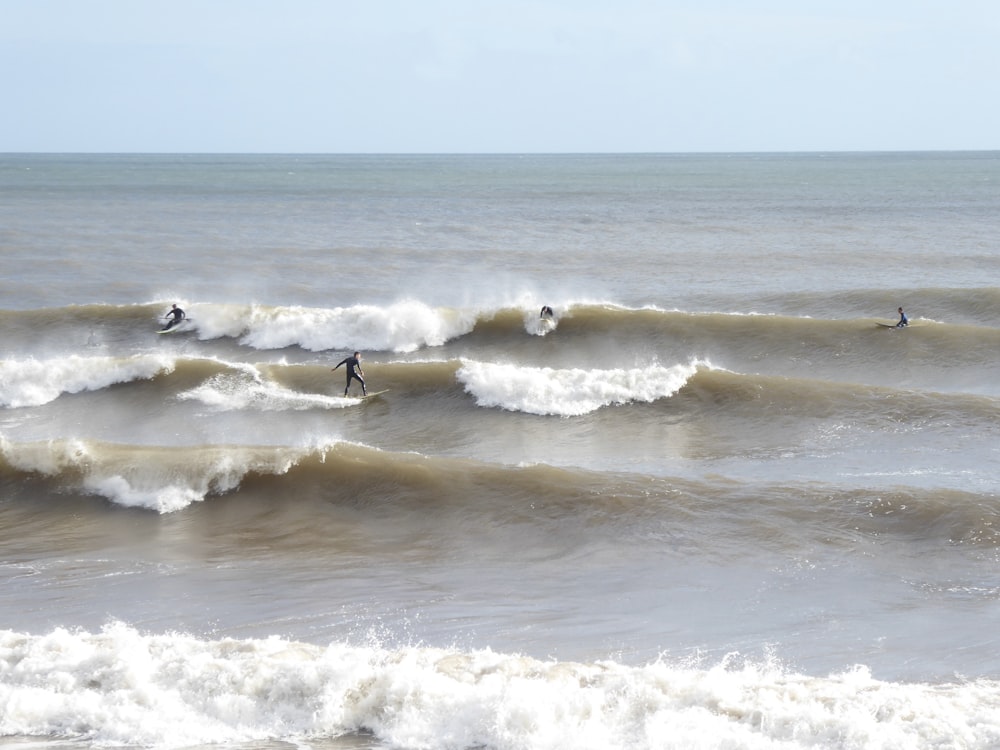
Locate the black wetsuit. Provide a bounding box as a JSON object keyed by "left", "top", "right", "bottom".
{"left": 334, "top": 356, "right": 366, "bottom": 395}
{"left": 163, "top": 307, "right": 185, "bottom": 330}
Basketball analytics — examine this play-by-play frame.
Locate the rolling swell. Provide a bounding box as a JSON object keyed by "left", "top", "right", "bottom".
{"left": 91, "top": 352, "right": 1000, "bottom": 426}
{"left": 3, "top": 296, "right": 998, "bottom": 533}
{"left": 1, "top": 436, "right": 998, "bottom": 559}
{"left": 5, "top": 296, "right": 1000, "bottom": 403}
{"left": 697, "top": 286, "right": 1000, "bottom": 323}
{"left": 4, "top": 351, "right": 998, "bottom": 448}
{"left": 678, "top": 368, "right": 1000, "bottom": 426}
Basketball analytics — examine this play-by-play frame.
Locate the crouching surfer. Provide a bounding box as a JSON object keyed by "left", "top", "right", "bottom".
{"left": 161, "top": 303, "right": 186, "bottom": 331}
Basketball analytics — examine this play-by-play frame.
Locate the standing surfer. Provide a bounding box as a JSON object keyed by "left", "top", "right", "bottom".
{"left": 333, "top": 351, "right": 367, "bottom": 396}
{"left": 896, "top": 307, "right": 908, "bottom": 327}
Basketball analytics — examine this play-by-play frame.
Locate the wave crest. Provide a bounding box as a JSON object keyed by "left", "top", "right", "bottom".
{"left": 0, "top": 354, "right": 175, "bottom": 407}
{"left": 0, "top": 437, "right": 335, "bottom": 513}
{"left": 227, "top": 300, "right": 480, "bottom": 353}
{"left": 457, "top": 359, "right": 702, "bottom": 416}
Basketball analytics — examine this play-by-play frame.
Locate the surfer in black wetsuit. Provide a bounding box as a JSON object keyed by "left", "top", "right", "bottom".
{"left": 332, "top": 351, "right": 366, "bottom": 396}
{"left": 162, "top": 303, "right": 186, "bottom": 331}
{"left": 896, "top": 307, "right": 908, "bottom": 327}
{"left": 540, "top": 305, "right": 554, "bottom": 318}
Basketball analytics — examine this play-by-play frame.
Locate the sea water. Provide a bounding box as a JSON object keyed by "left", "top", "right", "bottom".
{"left": 1, "top": 152, "right": 999, "bottom": 748}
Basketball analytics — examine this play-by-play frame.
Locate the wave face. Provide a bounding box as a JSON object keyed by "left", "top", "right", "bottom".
{"left": 2, "top": 153, "right": 1000, "bottom": 749}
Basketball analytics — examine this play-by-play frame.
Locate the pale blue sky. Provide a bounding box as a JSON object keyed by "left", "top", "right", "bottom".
{"left": 3, "top": 0, "right": 998, "bottom": 153}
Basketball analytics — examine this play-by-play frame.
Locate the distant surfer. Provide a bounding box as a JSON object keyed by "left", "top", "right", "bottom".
{"left": 161, "top": 303, "right": 186, "bottom": 331}
{"left": 896, "top": 307, "right": 908, "bottom": 328}
{"left": 540, "top": 305, "right": 554, "bottom": 319}
{"left": 333, "top": 351, "right": 366, "bottom": 396}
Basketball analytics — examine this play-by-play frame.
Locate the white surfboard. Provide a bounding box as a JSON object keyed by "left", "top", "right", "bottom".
{"left": 157, "top": 318, "right": 193, "bottom": 334}
{"left": 343, "top": 389, "right": 390, "bottom": 400}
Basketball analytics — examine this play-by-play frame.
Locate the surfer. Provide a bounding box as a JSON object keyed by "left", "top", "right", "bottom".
{"left": 332, "top": 351, "right": 367, "bottom": 396}
{"left": 896, "top": 307, "right": 908, "bottom": 328}
{"left": 540, "top": 305, "right": 554, "bottom": 318}
{"left": 161, "top": 303, "right": 186, "bottom": 331}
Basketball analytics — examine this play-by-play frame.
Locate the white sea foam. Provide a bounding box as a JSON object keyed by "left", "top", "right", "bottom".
{"left": 1, "top": 624, "right": 998, "bottom": 750}
{"left": 525, "top": 310, "right": 558, "bottom": 336}
{"left": 177, "top": 362, "right": 348, "bottom": 412}
{"left": 457, "top": 360, "right": 701, "bottom": 416}
{"left": 194, "top": 300, "right": 480, "bottom": 353}
{"left": 0, "top": 354, "right": 175, "bottom": 408}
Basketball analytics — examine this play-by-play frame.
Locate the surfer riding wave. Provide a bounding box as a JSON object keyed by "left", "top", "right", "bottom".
{"left": 332, "top": 351, "right": 366, "bottom": 396}
{"left": 161, "top": 304, "right": 186, "bottom": 331}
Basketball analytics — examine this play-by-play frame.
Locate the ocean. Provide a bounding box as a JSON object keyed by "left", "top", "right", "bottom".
{"left": 1, "top": 152, "right": 999, "bottom": 749}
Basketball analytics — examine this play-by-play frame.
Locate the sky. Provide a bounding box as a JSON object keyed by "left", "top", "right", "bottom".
{"left": 2, "top": 0, "right": 999, "bottom": 153}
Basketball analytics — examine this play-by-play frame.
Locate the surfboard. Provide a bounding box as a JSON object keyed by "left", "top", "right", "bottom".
{"left": 344, "top": 389, "right": 390, "bottom": 400}
{"left": 876, "top": 322, "right": 907, "bottom": 329}
{"left": 157, "top": 318, "right": 193, "bottom": 334}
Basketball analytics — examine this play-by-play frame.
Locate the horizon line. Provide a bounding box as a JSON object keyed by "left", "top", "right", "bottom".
{"left": 3, "top": 148, "right": 998, "bottom": 157}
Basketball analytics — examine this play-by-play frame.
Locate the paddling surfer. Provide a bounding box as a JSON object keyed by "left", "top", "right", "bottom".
{"left": 332, "top": 351, "right": 367, "bottom": 396}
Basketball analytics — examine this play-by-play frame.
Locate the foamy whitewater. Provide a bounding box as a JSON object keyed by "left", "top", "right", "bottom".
{"left": 1, "top": 153, "right": 999, "bottom": 749}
